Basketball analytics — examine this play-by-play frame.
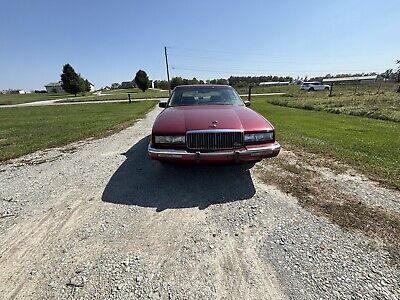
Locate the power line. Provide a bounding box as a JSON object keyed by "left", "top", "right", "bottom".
{"left": 166, "top": 46, "right": 382, "bottom": 77}
{"left": 171, "top": 66, "right": 373, "bottom": 74}
{"left": 169, "top": 53, "right": 370, "bottom": 66}
{"left": 167, "top": 46, "right": 379, "bottom": 60}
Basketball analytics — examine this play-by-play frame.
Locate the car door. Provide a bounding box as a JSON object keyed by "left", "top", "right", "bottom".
{"left": 315, "top": 83, "right": 323, "bottom": 91}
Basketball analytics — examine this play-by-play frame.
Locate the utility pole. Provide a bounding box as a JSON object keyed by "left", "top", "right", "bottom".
{"left": 164, "top": 46, "right": 171, "bottom": 96}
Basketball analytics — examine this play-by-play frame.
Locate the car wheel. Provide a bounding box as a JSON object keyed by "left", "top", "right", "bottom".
{"left": 308, "top": 87, "right": 314, "bottom": 92}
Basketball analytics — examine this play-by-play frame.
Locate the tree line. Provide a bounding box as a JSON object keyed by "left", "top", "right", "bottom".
{"left": 227, "top": 76, "right": 293, "bottom": 87}
{"left": 61, "top": 65, "right": 151, "bottom": 95}
{"left": 381, "top": 60, "right": 400, "bottom": 85}
{"left": 154, "top": 77, "right": 205, "bottom": 90}
{"left": 154, "top": 76, "right": 294, "bottom": 90}
{"left": 61, "top": 59, "right": 400, "bottom": 95}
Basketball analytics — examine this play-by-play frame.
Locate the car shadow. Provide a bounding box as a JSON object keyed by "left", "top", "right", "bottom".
{"left": 101, "top": 136, "right": 256, "bottom": 211}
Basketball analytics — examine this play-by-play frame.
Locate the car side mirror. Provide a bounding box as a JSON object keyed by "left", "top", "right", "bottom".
{"left": 244, "top": 101, "right": 251, "bottom": 107}
{"left": 159, "top": 101, "right": 167, "bottom": 108}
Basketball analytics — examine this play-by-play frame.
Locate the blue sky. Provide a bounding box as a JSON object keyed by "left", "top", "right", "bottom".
{"left": 1, "top": 0, "right": 399, "bottom": 90}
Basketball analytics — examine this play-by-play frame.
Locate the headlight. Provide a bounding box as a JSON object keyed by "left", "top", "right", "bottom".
{"left": 154, "top": 135, "right": 186, "bottom": 144}
{"left": 244, "top": 131, "right": 274, "bottom": 143}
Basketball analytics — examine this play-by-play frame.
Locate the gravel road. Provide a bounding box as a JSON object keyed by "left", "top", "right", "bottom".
{"left": 0, "top": 107, "right": 399, "bottom": 299}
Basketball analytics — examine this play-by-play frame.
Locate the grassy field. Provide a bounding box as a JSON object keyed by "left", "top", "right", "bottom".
{"left": 252, "top": 98, "right": 400, "bottom": 189}
{"left": 0, "top": 92, "right": 75, "bottom": 105}
{"left": 58, "top": 88, "right": 168, "bottom": 103}
{"left": 243, "top": 83, "right": 400, "bottom": 122}
{"left": 0, "top": 101, "right": 157, "bottom": 161}
{"left": 236, "top": 85, "right": 299, "bottom": 94}
{"left": 0, "top": 88, "right": 168, "bottom": 106}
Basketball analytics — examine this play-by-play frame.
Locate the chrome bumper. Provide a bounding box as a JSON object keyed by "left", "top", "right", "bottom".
{"left": 148, "top": 142, "right": 281, "bottom": 161}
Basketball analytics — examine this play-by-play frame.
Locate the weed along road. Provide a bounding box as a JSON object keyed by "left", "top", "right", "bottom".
{"left": 0, "top": 107, "right": 399, "bottom": 299}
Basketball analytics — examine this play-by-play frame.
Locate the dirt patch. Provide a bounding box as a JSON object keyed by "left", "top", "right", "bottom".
{"left": 256, "top": 150, "right": 400, "bottom": 265}
{"left": 16, "top": 154, "right": 63, "bottom": 166}
{"left": 58, "top": 146, "right": 78, "bottom": 154}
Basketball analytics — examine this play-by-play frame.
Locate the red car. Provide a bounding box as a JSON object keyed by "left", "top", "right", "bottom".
{"left": 148, "top": 85, "right": 280, "bottom": 163}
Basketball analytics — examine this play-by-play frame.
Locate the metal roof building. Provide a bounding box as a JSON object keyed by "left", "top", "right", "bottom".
{"left": 322, "top": 75, "right": 377, "bottom": 83}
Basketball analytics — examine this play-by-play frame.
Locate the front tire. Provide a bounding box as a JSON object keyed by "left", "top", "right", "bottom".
{"left": 308, "top": 87, "right": 314, "bottom": 92}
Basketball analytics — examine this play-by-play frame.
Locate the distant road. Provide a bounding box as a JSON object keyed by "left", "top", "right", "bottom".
{"left": 0, "top": 98, "right": 167, "bottom": 108}
{"left": 0, "top": 93, "right": 285, "bottom": 108}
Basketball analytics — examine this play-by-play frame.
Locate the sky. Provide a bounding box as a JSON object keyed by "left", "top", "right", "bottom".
{"left": 0, "top": 0, "right": 399, "bottom": 90}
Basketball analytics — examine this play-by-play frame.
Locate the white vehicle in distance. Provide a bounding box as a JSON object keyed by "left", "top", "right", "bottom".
{"left": 300, "top": 82, "right": 330, "bottom": 91}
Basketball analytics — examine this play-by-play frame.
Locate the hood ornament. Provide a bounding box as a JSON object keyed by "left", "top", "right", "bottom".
{"left": 210, "top": 120, "right": 218, "bottom": 128}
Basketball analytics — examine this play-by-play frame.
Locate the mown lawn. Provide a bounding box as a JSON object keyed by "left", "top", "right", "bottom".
{"left": 252, "top": 99, "right": 400, "bottom": 189}
{"left": 58, "top": 88, "right": 169, "bottom": 103}
{"left": 0, "top": 88, "right": 168, "bottom": 106}
{"left": 0, "top": 101, "right": 157, "bottom": 161}
{"left": 0, "top": 92, "right": 75, "bottom": 105}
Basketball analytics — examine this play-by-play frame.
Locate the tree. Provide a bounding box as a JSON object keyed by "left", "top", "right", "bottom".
{"left": 60, "top": 64, "right": 85, "bottom": 96}
{"left": 134, "top": 70, "right": 150, "bottom": 92}
{"left": 153, "top": 80, "right": 169, "bottom": 90}
{"left": 170, "top": 77, "right": 183, "bottom": 90}
{"left": 396, "top": 60, "right": 400, "bottom": 93}
{"left": 396, "top": 60, "right": 400, "bottom": 82}
{"left": 83, "top": 79, "right": 91, "bottom": 93}
{"left": 111, "top": 83, "right": 121, "bottom": 89}
{"left": 381, "top": 69, "right": 393, "bottom": 81}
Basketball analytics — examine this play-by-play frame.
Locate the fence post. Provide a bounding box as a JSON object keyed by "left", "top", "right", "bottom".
{"left": 128, "top": 93, "right": 131, "bottom": 104}
{"left": 377, "top": 81, "right": 382, "bottom": 94}
{"left": 248, "top": 85, "right": 252, "bottom": 102}
{"left": 329, "top": 83, "right": 334, "bottom": 97}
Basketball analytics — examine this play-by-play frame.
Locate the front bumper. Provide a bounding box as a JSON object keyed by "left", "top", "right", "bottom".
{"left": 148, "top": 142, "right": 281, "bottom": 163}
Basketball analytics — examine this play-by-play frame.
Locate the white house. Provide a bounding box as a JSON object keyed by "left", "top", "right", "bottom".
{"left": 45, "top": 81, "right": 95, "bottom": 93}
{"left": 89, "top": 83, "right": 96, "bottom": 92}
{"left": 45, "top": 82, "right": 65, "bottom": 93}
{"left": 7, "top": 89, "right": 26, "bottom": 94}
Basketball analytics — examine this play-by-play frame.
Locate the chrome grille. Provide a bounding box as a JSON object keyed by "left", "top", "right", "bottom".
{"left": 186, "top": 130, "right": 244, "bottom": 150}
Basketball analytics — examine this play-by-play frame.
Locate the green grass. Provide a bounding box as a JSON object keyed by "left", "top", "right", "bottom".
{"left": 0, "top": 92, "right": 76, "bottom": 105}
{"left": 0, "top": 88, "right": 168, "bottom": 106}
{"left": 252, "top": 99, "right": 400, "bottom": 189}
{"left": 0, "top": 101, "right": 157, "bottom": 161}
{"left": 245, "top": 83, "right": 400, "bottom": 122}
{"left": 235, "top": 85, "right": 299, "bottom": 94}
{"left": 58, "top": 88, "right": 169, "bottom": 103}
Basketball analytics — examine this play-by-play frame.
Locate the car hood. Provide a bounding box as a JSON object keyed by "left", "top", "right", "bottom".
{"left": 152, "top": 105, "right": 273, "bottom": 134}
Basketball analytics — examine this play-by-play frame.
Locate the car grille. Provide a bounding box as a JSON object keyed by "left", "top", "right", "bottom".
{"left": 186, "top": 130, "right": 244, "bottom": 151}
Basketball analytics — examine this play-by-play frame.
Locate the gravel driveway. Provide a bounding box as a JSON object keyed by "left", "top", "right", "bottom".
{"left": 0, "top": 107, "right": 399, "bottom": 299}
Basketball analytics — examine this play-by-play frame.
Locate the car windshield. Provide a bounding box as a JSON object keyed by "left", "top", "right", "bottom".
{"left": 169, "top": 86, "right": 244, "bottom": 107}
